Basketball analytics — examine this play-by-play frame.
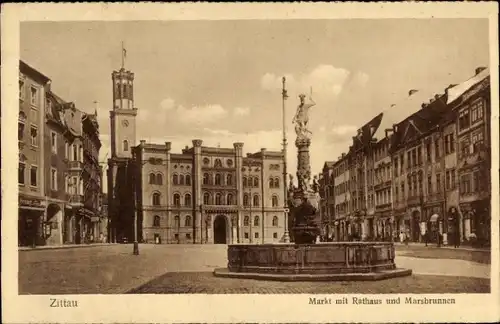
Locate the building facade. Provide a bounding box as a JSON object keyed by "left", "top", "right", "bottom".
{"left": 18, "top": 60, "right": 103, "bottom": 247}
{"left": 320, "top": 67, "right": 491, "bottom": 246}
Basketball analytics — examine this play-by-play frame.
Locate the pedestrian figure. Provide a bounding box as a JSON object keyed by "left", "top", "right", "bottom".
{"left": 454, "top": 233, "right": 460, "bottom": 248}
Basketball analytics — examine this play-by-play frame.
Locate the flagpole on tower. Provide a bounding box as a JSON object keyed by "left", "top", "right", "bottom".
{"left": 121, "top": 41, "right": 126, "bottom": 70}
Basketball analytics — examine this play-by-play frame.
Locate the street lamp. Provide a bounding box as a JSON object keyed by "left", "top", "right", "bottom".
{"left": 130, "top": 152, "right": 139, "bottom": 255}
{"left": 281, "top": 76, "right": 291, "bottom": 243}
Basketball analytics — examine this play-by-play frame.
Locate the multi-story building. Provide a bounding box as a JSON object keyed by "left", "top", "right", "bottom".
{"left": 107, "top": 61, "right": 286, "bottom": 244}
{"left": 333, "top": 153, "right": 350, "bottom": 240}
{"left": 449, "top": 67, "right": 491, "bottom": 246}
{"left": 18, "top": 60, "right": 50, "bottom": 247}
{"left": 19, "top": 60, "right": 102, "bottom": 247}
{"left": 319, "top": 163, "right": 335, "bottom": 240}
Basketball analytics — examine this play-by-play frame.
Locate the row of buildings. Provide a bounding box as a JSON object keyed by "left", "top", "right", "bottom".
{"left": 18, "top": 60, "right": 105, "bottom": 247}
{"left": 318, "top": 67, "right": 491, "bottom": 247}
{"left": 107, "top": 64, "right": 287, "bottom": 244}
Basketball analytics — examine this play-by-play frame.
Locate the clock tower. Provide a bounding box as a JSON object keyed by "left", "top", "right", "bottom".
{"left": 110, "top": 66, "right": 137, "bottom": 158}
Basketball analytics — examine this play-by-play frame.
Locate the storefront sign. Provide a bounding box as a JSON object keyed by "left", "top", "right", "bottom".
{"left": 19, "top": 197, "right": 44, "bottom": 208}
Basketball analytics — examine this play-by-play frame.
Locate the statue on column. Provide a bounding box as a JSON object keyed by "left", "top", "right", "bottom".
{"left": 292, "top": 94, "right": 316, "bottom": 139}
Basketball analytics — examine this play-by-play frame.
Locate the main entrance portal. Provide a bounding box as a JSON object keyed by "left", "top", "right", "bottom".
{"left": 214, "top": 215, "right": 227, "bottom": 244}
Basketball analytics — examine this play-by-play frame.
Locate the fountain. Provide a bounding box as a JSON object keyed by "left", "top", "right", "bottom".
{"left": 213, "top": 93, "right": 411, "bottom": 281}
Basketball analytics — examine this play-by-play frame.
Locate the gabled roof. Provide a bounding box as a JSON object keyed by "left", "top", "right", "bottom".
{"left": 447, "top": 67, "right": 490, "bottom": 104}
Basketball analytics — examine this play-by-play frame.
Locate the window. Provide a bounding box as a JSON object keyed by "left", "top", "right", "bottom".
{"left": 73, "top": 144, "right": 78, "bottom": 161}
{"left": 434, "top": 140, "right": 440, "bottom": 160}
{"left": 272, "top": 216, "right": 278, "bottom": 226}
{"left": 184, "top": 194, "right": 192, "bottom": 206}
{"left": 51, "top": 168, "right": 57, "bottom": 190}
{"left": 436, "top": 173, "right": 441, "bottom": 192}
{"left": 173, "top": 193, "right": 181, "bottom": 206}
{"left": 179, "top": 174, "right": 185, "bottom": 185}
{"left": 459, "top": 109, "right": 470, "bottom": 131}
{"left": 215, "top": 174, "right": 221, "bottom": 186}
{"left": 254, "top": 216, "right": 260, "bottom": 226}
{"left": 243, "top": 193, "right": 249, "bottom": 206}
{"left": 149, "top": 173, "right": 156, "bottom": 184}
{"left": 30, "top": 86, "right": 38, "bottom": 106}
{"left": 203, "top": 192, "right": 210, "bottom": 205}
{"left": 273, "top": 232, "right": 278, "bottom": 239}
{"left": 214, "top": 159, "right": 222, "bottom": 168}
{"left": 472, "top": 131, "right": 484, "bottom": 153}
{"left": 273, "top": 178, "right": 279, "bottom": 188}
{"left": 185, "top": 216, "right": 192, "bottom": 227}
{"left": 19, "top": 80, "right": 25, "bottom": 100}
{"left": 255, "top": 232, "right": 259, "bottom": 239}
{"left": 253, "top": 194, "right": 260, "bottom": 207}
{"left": 226, "top": 174, "right": 232, "bottom": 186}
{"left": 449, "top": 134, "right": 455, "bottom": 153}
{"left": 243, "top": 177, "right": 247, "bottom": 187}
{"left": 244, "top": 216, "right": 249, "bottom": 226}
{"left": 186, "top": 233, "right": 191, "bottom": 240}
{"left": 173, "top": 174, "right": 178, "bottom": 185}
{"left": 394, "top": 158, "right": 398, "bottom": 177}
{"left": 272, "top": 195, "right": 279, "bottom": 207}
{"left": 460, "top": 174, "right": 471, "bottom": 194}
{"left": 451, "top": 170, "right": 456, "bottom": 189}
{"left": 471, "top": 99, "right": 484, "bottom": 124}
{"left": 152, "top": 192, "right": 161, "bottom": 206}
{"left": 153, "top": 215, "right": 161, "bottom": 227}
{"left": 446, "top": 171, "right": 451, "bottom": 190}
{"left": 156, "top": 174, "right": 163, "bottom": 185}
{"left": 244, "top": 232, "right": 249, "bottom": 239}
{"left": 269, "top": 177, "right": 274, "bottom": 188}
{"left": 30, "top": 125, "right": 38, "bottom": 146}
{"left": 473, "top": 171, "right": 480, "bottom": 192}
{"left": 18, "top": 122, "right": 25, "bottom": 141}
{"left": 412, "top": 150, "right": 417, "bottom": 167}
{"left": 253, "top": 177, "right": 259, "bottom": 187}
{"left": 18, "top": 162, "right": 25, "bottom": 184}
{"left": 122, "top": 140, "right": 129, "bottom": 152}
{"left": 30, "top": 166, "right": 38, "bottom": 187}
{"left": 460, "top": 136, "right": 471, "bottom": 157}
{"left": 215, "top": 193, "right": 222, "bottom": 205}
{"left": 407, "top": 151, "right": 411, "bottom": 168}
{"left": 227, "top": 193, "right": 234, "bottom": 205}
{"left": 174, "top": 216, "right": 180, "bottom": 228}
{"left": 417, "top": 146, "right": 422, "bottom": 165}
{"left": 185, "top": 174, "right": 191, "bottom": 186}
{"left": 203, "top": 173, "right": 210, "bottom": 185}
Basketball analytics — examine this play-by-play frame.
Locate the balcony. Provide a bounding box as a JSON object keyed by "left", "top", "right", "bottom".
{"left": 68, "top": 160, "right": 83, "bottom": 170}
{"left": 375, "top": 203, "right": 392, "bottom": 213}
{"left": 459, "top": 148, "right": 489, "bottom": 169}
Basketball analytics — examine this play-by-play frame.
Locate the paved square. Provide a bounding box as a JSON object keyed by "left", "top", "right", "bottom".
{"left": 18, "top": 244, "right": 490, "bottom": 294}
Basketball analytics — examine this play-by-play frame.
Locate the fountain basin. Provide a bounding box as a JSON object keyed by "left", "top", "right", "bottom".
{"left": 213, "top": 242, "right": 412, "bottom": 281}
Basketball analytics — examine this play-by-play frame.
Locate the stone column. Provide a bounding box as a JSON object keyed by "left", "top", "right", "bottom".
{"left": 234, "top": 142, "right": 244, "bottom": 243}
{"left": 165, "top": 142, "right": 171, "bottom": 243}
{"left": 295, "top": 138, "right": 312, "bottom": 192}
{"left": 192, "top": 139, "right": 203, "bottom": 243}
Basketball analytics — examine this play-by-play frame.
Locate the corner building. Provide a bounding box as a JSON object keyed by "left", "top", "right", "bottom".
{"left": 107, "top": 64, "right": 285, "bottom": 244}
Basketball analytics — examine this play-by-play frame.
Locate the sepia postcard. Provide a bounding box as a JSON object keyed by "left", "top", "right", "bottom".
{"left": 1, "top": 2, "right": 499, "bottom": 323}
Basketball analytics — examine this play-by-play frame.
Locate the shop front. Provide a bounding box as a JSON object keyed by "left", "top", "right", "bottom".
{"left": 447, "top": 207, "right": 460, "bottom": 246}
{"left": 460, "top": 199, "right": 491, "bottom": 247}
{"left": 18, "top": 195, "right": 46, "bottom": 247}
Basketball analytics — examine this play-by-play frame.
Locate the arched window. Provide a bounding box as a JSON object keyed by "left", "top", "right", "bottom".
{"left": 173, "top": 174, "right": 178, "bottom": 185}
{"left": 203, "top": 173, "right": 210, "bottom": 185}
{"left": 253, "top": 194, "right": 260, "bottom": 207}
{"left": 179, "top": 174, "right": 185, "bottom": 185}
{"left": 243, "top": 177, "right": 248, "bottom": 187}
{"left": 253, "top": 177, "right": 259, "bottom": 187}
{"left": 269, "top": 177, "right": 274, "bottom": 188}
{"left": 153, "top": 215, "right": 161, "bottom": 227}
{"left": 226, "top": 174, "right": 233, "bottom": 186}
{"left": 203, "top": 192, "right": 210, "bottom": 205}
{"left": 227, "top": 193, "right": 234, "bottom": 205}
{"left": 152, "top": 192, "right": 161, "bottom": 206}
{"left": 186, "top": 174, "right": 191, "bottom": 186}
{"left": 272, "top": 216, "right": 278, "bottom": 227}
{"left": 272, "top": 195, "right": 279, "bottom": 207}
{"left": 185, "top": 215, "right": 192, "bottom": 227}
{"left": 254, "top": 216, "right": 260, "bottom": 226}
{"left": 149, "top": 173, "right": 156, "bottom": 184}
{"left": 174, "top": 215, "right": 180, "bottom": 228}
{"left": 173, "top": 193, "right": 181, "bottom": 206}
{"left": 215, "top": 173, "right": 221, "bottom": 186}
{"left": 273, "top": 178, "right": 279, "bottom": 188}
{"left": 156, "top": 174, "right": 163, "bottom": 185}
{"left": 243, "top": 193, "right": 249, "bottom": 206}
{"left": 247, "top": 177, "right": 253, "bottom": 187}
{"left": 184, "top": 193, "right": 192, "bottom": 206}
{"left": 214, "top": 159, "right": 222, "bottom": 168}
{"left": 123, "top": 140, "right": 129, "bottom": 152}
{"left": 215, "top": 193, "right": 223, "bottom": 205}
{"left": 244, "top": 216, "right": 250, "bottom": 226}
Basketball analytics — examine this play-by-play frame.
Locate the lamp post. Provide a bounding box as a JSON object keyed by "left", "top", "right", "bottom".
{"left": 131, "top": 152, "right": 139, "bottom": 255}
{"left": 281, "top": 76, "right": 291, "bottom": 243}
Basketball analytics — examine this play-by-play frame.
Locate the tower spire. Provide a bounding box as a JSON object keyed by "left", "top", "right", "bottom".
{"left": 121, "top": 41, "right": 127, "bottom": 70}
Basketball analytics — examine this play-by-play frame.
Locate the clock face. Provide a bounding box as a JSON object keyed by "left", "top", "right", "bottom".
{"left": 122, "top": 120, "right": 129, "bottom": 127}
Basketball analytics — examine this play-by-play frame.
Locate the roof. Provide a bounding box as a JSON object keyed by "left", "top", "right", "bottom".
{"left": 20, "top": 60, "right": 51, "bottom": 84}
{"left": 447, "top": 67, "right": 490, "bottom": 104}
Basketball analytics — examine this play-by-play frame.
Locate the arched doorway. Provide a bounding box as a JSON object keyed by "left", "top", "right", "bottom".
{"left": 213, "top": 215, "right": 227, "bottom": 244}
{"left": 411, "top": 210, "right": 421, "bottom": 242}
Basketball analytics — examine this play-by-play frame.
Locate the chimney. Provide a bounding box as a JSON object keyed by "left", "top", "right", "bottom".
{"left": 185, "top": 145, "right": 188, "bottom": 150}
{"left": 475, "top": 67, "right": 487, "bottom": 75}
{"left": 445, "top": 84, "right": 457, "bottom": 95}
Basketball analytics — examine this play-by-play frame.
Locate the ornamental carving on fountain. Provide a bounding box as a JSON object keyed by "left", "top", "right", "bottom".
{"left": 289, "top": 94, "right": 321, "bottom": 244}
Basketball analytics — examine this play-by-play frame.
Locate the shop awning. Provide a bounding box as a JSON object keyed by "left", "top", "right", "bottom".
{"left": 429, "top": 214, "right": 439, "bottom": 222}
{"left": 91, "top": 216, "right": 100, "bottom": 222}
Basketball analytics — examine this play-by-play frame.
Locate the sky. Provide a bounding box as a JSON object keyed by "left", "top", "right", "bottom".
{"left": 20, "top": 19, "right": 489, "bottom": 189}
